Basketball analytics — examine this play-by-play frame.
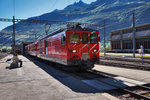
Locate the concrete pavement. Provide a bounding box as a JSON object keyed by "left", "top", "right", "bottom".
{"left": 0, "top": 55, "right": 118, "bottom": 100}
{"left": 94, "top": 64, "right": 150, "bottom": 83}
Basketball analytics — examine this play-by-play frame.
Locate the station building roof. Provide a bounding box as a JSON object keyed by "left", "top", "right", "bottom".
{"left": 111, "top": 23, "right": 150, "bottom": 35}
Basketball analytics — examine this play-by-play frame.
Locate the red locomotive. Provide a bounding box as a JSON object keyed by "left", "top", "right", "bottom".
{"left": 26, "top": 42, "right": 37, "bottom": 57}
{"left": 26, "top": 24, "right": 100, "bottom": 70}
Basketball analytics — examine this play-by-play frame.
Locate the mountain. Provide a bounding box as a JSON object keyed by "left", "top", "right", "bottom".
{"left": 64, "top": 0, "right": 88, "bottom": 10}
{"left": 1, "top": 0, "right": 150, "bottom": 46}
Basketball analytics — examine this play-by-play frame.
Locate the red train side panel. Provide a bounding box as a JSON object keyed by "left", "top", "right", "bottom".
{"left": 37, "top": 30, "right": 68, "bottom": 65}
{"left": 28, "top": 42, "right": 37, "bottom": 57}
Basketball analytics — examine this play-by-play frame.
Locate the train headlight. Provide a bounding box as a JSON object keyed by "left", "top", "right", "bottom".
{"left": 94, "top": 49, "right": 97, "bottom": 52}
{"left": 72, "top": 50, "right": 77, "bottom": 53}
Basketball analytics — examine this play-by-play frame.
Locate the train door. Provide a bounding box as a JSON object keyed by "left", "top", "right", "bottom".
{"left": 81, "top": 32, "right": 89, "bottom": 61}
{"left": 45, "top": 40, "right": 48, "bottom": 56}
{"left": 89, "top": 31, "right": 99, "bottom": 59}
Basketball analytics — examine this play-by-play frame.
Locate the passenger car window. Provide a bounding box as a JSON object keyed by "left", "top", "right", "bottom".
{"left": 61, "top": 34, "right": 66, "bottom": 45}
{"left": 90, "top": 34, "right": 98, "bottom": 44}
{"left": 69, "top": 33, "right": 80, "bottom": 44}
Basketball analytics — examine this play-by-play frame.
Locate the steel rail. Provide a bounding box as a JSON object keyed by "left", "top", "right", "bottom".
{"left": 123, "top": 88, "right": 150, "bottom": 100}
{"left": 87, "top": 70, "right": 150, "bottom": 100}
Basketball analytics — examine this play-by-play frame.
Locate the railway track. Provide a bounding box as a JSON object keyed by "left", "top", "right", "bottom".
{"left": 68, "top": 69, "right": 150, "bottom": 100}
{"left": 122, "top": 85, "right": 150, "bottom": 100}
{"left": 90, "top": 70, "right": 150, "bottom": 100}
{"left": 100, "top": 56, "right": 150, "bottom": 63}
{"left": 99, "top": 56, "right": 150, "bottom": 71}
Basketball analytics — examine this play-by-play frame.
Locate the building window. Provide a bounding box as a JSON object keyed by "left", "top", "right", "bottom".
{"left": 122, "top": 29, "right": 132, "bottom": 34}
{"left": 112, "top": 32, "right": 120, "bottom": 36}
{"left": 148, "top": 40, "right": 150, "bottom": 49}
{"left": 136, "top": 25, "right": 150, "bottom": 32}
{"left": 112, "top": 41, "right": 120, "bottom": 49}
{"left": 123, "top": 40, "right": 133, "bottom": 49}
{"left": 136, "top": 38, "right": 150, "bottom": 49}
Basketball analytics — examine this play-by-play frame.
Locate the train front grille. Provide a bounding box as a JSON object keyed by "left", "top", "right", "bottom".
{"left": 82, "top": 53, "right": 89, "bottom": 61}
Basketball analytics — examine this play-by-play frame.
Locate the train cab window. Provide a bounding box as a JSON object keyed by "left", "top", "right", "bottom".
{"left": 82, "top": 33, "right": 88, "bottom": 44}
{"left": 90, "top": 33, "right": 98, "bottom": 44}
{"left": 69, "top": 33, "right": 80, "bottom": 44}
{"left": 61, "top": 34, "right": 66, "bottom": 45}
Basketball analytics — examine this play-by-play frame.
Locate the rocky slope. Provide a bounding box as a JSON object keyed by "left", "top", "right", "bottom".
{"left": 0, "top": 0, "right": 150, "bottom": 45}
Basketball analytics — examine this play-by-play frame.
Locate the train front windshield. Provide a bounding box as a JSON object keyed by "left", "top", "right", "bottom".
{"left": 69, "top": 32, "right": 98, "bottom": 44}
{"left": 69, "top": 33, "right": 80, "bottom": 44}
{"left": 90, "top": 34, "right": 98, "bottom": 44}
{"left": 82, "top": 33, "right": 88, "bottom": 44}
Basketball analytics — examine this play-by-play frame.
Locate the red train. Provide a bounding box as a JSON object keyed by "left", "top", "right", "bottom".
{"left": 25, "top": 42, "right": 37, "bottom": 57}
{"left": 25, "top": 24, "right": 100, "bottom": 70}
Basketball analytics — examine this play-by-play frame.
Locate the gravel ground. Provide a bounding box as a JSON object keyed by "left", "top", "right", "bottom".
{"left": 108, "top": 90, "right": 140, "bottom": 100}
{"left": 99, "top": 56, "right": 150, "bottom": 71}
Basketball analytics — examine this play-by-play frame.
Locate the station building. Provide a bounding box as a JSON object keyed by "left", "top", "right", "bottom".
{"left": 110, "top": 23, "right": 150, "bottom": 53}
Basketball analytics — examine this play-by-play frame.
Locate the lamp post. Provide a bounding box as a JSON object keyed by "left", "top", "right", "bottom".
{"left": 132, "top": 13, "right": 136, "bottom": 58}
{"left": 12, "top": 16, "right": 15, "bottom": 55}
{"left": 104, "top": 21, "right": 106, "bottom": 56}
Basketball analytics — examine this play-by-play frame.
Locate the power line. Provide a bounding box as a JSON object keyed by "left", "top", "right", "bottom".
{"left": 0, "top": 31, "right": 36, "bottom": 36}
{"left": 46, "top": 0, "right": 57, "bottom": 13}
{"left": 75, "top": 0, "right": 79, "bottom": 3}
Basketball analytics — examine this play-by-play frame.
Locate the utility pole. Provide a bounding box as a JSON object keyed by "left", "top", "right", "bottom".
{"left": 104, "top": 21, "right": 106, "bottom": 56}
{"left": 12, "top": 16, "right": 15, "bottom": 55}
{"left": 132, "top": 13, "right": 136, "bottom": 58}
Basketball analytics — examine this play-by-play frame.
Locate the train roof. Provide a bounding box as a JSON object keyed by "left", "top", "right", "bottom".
{"left": 67, "top": 23, "right": 98, "bottom": 31}
{"left": 44, "top": 29, "right": 66, "bottom": 39}
{"left": 40, "top": 24, "right": 98, "bottom": 41}
{"left": 67, "top": 27, "right": 98, "bottom": 31}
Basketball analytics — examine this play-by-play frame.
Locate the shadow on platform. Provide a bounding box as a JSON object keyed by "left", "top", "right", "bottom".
{"left": 6, "top": 66, "right": 18, "bottom": 70}
{"left": 6, "top": 63, "right": 22, "bottom": 70}
{"left": 25, "top": 56, "right": 128, "bottom": 94}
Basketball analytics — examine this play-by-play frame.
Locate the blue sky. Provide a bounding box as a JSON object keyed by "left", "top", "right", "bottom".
{"left": 0, "top": 0, "right": 96, "bottom": 31}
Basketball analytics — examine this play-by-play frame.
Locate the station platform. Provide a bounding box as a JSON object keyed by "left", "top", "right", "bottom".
{"left": 0, "top": 55, "right": 118, "bottom": 100}
{"left": 94, "top": 64, "right": 150, "bottom": 83}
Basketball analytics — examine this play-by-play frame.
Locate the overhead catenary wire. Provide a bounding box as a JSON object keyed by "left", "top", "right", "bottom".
{"left": 0, "top": 18, "right": 104, "bottom": 28}
{"left": 75, "top": 0, "right": 77, "bottom": 2}
{"left": 46, "top": 0, "right": 58, "bottom": 13}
